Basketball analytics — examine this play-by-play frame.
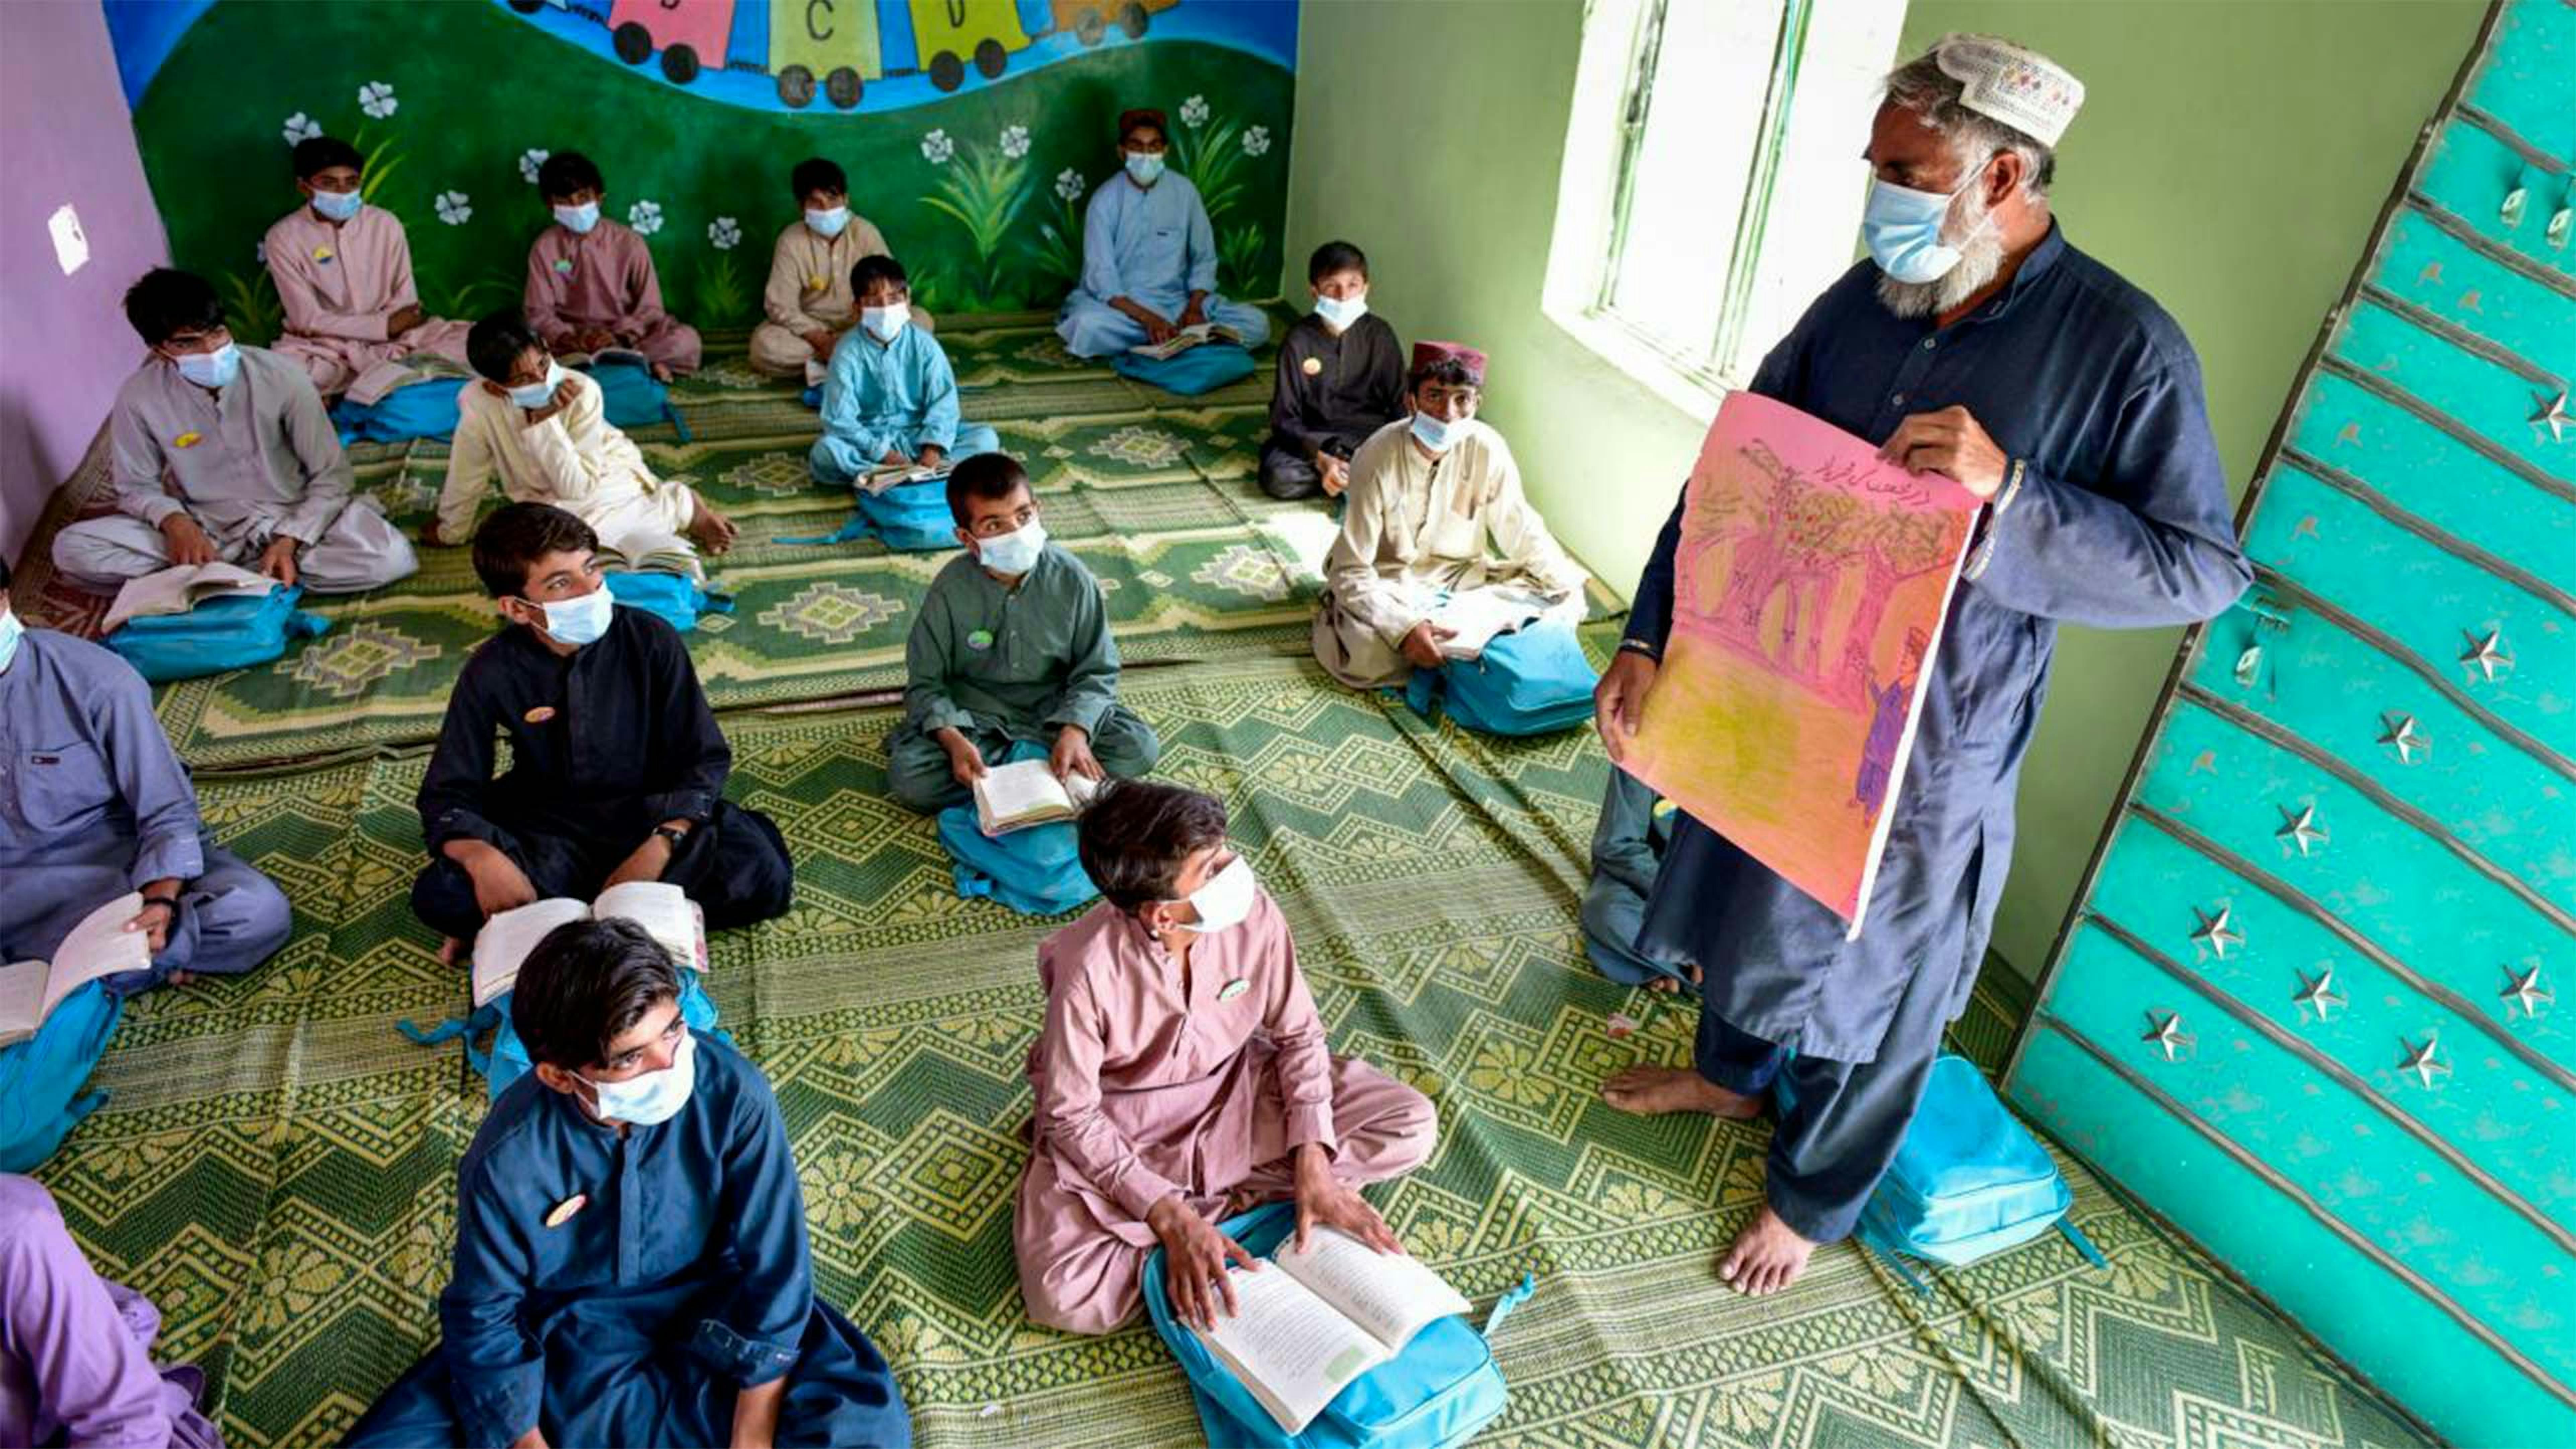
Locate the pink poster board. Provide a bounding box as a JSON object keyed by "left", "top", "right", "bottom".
{"left": 1622, "top": 392, "right": 1982, "bottom": 936}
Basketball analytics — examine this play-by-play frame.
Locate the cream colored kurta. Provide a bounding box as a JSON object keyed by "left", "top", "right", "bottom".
{"left": 1313, "top": 417, "right": 1590, "bottom": 688}
{"left": 746, "top": 215, "right": 934, "bottom": 376}
{"left": 433, "top": 371, "right": 696, "bottom": 552}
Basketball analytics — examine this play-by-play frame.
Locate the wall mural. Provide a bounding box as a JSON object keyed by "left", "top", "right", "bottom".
{"left": 101, "top": 0, "right": 1297, "bottom": 338}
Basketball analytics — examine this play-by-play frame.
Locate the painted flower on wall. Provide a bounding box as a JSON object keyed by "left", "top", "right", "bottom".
{"left": 708, "top": 216, "right": 741, "bottom": 250}
{"left": 281, "top": 113, "right": 321, "bottom": 146}
{"left": 254, "top": 240, "right": 267, "bottom": 266}
{"left": 357, "top": 81, "right": 397, "bottom": 119}
{"left": 1242, "top": 126, "right": 1271, "bottom": 157}
{"left": 1054, "top": 167, "right": 1086, "bottom": 202}
{"left": 628, "top": 199, "right": 663, "bottom": 236}
{"left": 518, "top": 148, "right": 550, "bottom": 185}
{"left": 1180, "top": 94, "right": 1210, "bottom": 129}
{"left": 921, "top": 129, "right": 954, "bottom": 165}
{"left": 434, "top": 191, "right": 472, "bottom": 225}
{"left": 998, "top": 124, "right": 1030, "bottom": 159}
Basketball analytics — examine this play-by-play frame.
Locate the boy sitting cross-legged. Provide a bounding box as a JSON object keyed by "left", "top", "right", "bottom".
{"left": 883, "top": 454, "right": 1159, "bottom": 812}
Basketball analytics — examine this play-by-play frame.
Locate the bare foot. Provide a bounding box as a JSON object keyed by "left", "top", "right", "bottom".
{"left": 166, "top": 970, "right": 196, "bottom": 988}
{"left": 651, "top": 363, "right": 675, "bottom": 384}
{"left": 439, "top": 936, "right": 468, "bottom": 966}
{"left": 1645, "top": 975, "right": 1680, "bottom": 994}
{"left": 1718, "top": 1204, "right": 1816, "bottom": 1295}
{"left": 689, "top": 501, "right": 738, "bottom": 555}
{"left": 1599, "top": 1065, "right": 1763, "bottom": 1119}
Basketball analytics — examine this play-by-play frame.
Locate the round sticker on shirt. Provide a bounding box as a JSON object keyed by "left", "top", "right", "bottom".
{"left": 312, "top": 247, "right": 334, "bottom": 264}
{"left": 173, "top": 431, "right": 203, "bottom": 450}
{"left": 553, "top": 258, "right": 575, "bottom": 274}
{"left": 1217, "top": 979, "right": 1250, "bottom": 1002}
{"left": 966, "top": 629, "right": 995, "bottom": 652}
{"left": 524, "top": 706, "right": 558, "bottom": 724}
{"left": 1300, "top": 357, "right": 1323, "bottom": 376}
{"left": 807, "top": 275, "right": 828, "bottom": 291}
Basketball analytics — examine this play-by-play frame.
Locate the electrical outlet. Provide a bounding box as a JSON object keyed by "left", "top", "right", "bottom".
{"left": 49, "top": 204, "right": 89, "bottom": 276}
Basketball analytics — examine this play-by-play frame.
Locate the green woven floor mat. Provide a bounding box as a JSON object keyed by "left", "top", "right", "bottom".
{"left": 31, "top": 654, "right": 2424, "bottom": 1448}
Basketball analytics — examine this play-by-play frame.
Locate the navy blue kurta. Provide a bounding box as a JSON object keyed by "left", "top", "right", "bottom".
{"left": 1627, "top": 225, "right": 2250, "bottom": 1063}
{"left": 346, "top": 1032, "right": 909, "bottom": 1448}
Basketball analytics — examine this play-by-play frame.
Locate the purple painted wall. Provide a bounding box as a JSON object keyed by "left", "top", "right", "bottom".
{"left": 1, "top": 0, "right": 167, "bottom": 569}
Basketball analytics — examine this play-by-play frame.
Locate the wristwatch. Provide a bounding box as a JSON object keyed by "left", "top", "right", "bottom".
{"left": 653, "top": 825, "right": 692, "bottom": 850}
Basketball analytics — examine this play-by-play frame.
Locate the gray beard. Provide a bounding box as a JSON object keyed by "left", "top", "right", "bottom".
{"left": 1876, "top": 209, "right": 2007, "bottom": 319}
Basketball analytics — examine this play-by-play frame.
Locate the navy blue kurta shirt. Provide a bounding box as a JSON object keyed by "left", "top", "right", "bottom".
{"left": 1627, "top": 224, "right": 2251, "bottom": 1062}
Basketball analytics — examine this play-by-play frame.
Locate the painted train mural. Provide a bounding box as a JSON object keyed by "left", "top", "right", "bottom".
{"left": 108, "top": 0, "right": 1295, "bottom": 321}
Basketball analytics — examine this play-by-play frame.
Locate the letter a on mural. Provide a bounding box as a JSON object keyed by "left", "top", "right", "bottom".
{"left": 1622, "top": 392, "right": 1981, "bottom": 937}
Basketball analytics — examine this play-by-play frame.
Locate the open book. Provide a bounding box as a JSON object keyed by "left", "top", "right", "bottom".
{"left": 1193, "top": 1229, "right": 1473, "bottom": 1434}
{"left": 858, "top": 456, "right": 955, "bottom": 497}
{"left": 1421, "top": 585, "right": 1563, "bottom": 661}
{"left": 0, "top": 894, "right": 153, "bottom": 1048}
{"left": 973, "top": 759, "right": 1101, "bottom": 837}
{"left": 593, "top": 528, "right": 706, "bottom": 584}
{"left": 471, "top": 881, "right": 708, "bottom": 1008}
{"left": 562, "top": 346, "right": 652, "bottom": 372}
{"left": 1129, "top": 322, "right": 1245, "bottom": 360}
{"left": 103, "top": 562, "right": 277, "bottom": 633}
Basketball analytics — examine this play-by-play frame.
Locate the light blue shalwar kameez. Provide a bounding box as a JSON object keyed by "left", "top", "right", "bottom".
{"left": 1056, "top": 171, "right": 1269, "bottom": 358}
{"left": 807, "top": 323, "right": 999, "bottom": 485}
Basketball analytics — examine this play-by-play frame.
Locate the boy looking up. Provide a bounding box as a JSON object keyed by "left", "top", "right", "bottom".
{"left": 54, "top": 267, "right": 416, "bottom": 595}
{"left": 430, "top": 310, "right": 735, "bottom": 556}
{"left": 523, "top": 150, "right": 702, "bottom": 381}
{"left": 344, "top": 918, "right": 910, "bottom": 1448}
{"left": 411, "top": 503, "right": 791, "bottom": 957}
{"left": 263, "top": 135, "right": 472, "bottom": 397}
{"left": 808, "top": 255, "right": 998, "bottom": 487}
{"left": 1015, "top": 780, "right": 1437, "bottom": 1333}
{"left": 884, "top": 455, "right": 1158, "bottom": 813}
{"left": 749, "top": 157, "right": 931, "bottom": 380}
{"left": 1262, "top": 240, "right": 1405, "bottom": 501}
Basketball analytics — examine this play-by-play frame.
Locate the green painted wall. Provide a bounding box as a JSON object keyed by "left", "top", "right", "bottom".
{"left": 1284, "top": 0, "right": 2485, "bottom": 979}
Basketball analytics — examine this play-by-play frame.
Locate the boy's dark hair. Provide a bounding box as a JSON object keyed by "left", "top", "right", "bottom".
{"left": 0, "top": 552, "right": 13, "bottom": 593}
{"left": 1308, "top": 240, "right": 1368, "bottom": 284}
{"left": 536, "top": 150, "right": 605, "bottom": 201}
{"left": 123, "top": 268, "right": 226, "bottom": 347}
{"left": 292, "top": 135, "right": 364, "bottom": 181}
{"left": 1411, "top": 357, "right": 1480, "bottom": 391}
{"left": 1077, "top": 780, "right": 1231, "bottom": 912}
{"left": 466, "top": 309, "right": 544, "bottom": 384}
{"left": 473, "top": 501, "right": 598, "bottom": 599}
{"left": 850, "top": 253, "right": 909, "bottom": 297}
{"left": 509, "top": 918, "right": 681, "bottom": 1070}
{"left": 791, "top": 156, "right": 847, "bottom": 200}
{"left": 945, "top": 452, "right": 1031, "bottom": 527}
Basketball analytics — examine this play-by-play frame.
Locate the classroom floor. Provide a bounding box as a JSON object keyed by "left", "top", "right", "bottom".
{"left": 17, "top": 323, "right": 2432, "bottom": 1448}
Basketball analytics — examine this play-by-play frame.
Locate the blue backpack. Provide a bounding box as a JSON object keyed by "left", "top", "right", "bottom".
{"left": 0, "top": 982, "right": 123, "bottom": 1172}
{"left": 936, "top": 806, "right": 1099, "bottom": 916}
{"left": 778, "top": 477, "right": 956, "bottom": 554}
{"left": 1404, "top": 624, "right": 1597, "bottom": 737}
{"left": 603, "top": 571, "right": 732, "bottom": 633}
{"left": 1800, "top": 1053, "right": 2106, "bottom": 1294}
{"left": 399, "top": 969, "right": 725, "bottom": 1103}
{"left": 1144, "top": 1202, "right": 1532, "bottom": 1449}
{"left": 1114, "top": 343, "right": 1258, "bottom": 396}
{"left": 578, "top": 361, "right": 691, "bottom": 441}
{"left": 105, "top": 585, "right": 332, "bottom": 682}
{"left": 330, "top": 376, "right": 468, "bottom": 444}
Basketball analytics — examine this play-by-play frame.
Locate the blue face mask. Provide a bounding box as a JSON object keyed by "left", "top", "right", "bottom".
{"left": 805, "top": 205, "right": 850, "bottom": 239}
{"left": 1861, "top": 174, "right": 1980, "bottom": 284}
{"left": 507, "top": 361, "right": 568, "bottom": 410}
{"left": 0, "top": 609, "right": 23, "bottom": 676}
{"left": 1410, "top": 411, "right": 1460, "bottom": 454}
{"left": 975, "top": 516, "right": 1048, "bottom": 576}
{"left": 553, "top": 200, "right": 601, "bottom": 234}
{"left": 173, "top": 343, "right": 242, "bottom": 390}
{"left": 533, "top": 584, "right": 613, "bottom": 646}
{"left": 1315, "top": 294, "right": 1368, "bottom": 330}
{"left": 1124, "top": 151, "right": 1167, "bottom": 186}
{"left": 308, "top": 187, "right": 363, "bottom": 222}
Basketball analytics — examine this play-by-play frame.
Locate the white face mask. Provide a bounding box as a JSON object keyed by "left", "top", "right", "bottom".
{"left": 582, "top": 1028, "right": 697, "bottom": 1126}
{"left": 553, "top": 200, "right": 601, "bottom": 234}
{"left": 1314, "top": 293, "right": 1368, "bottom": 330}
{"left": 308, "top": 187, "right": 363, "bottom": 222}
{"left": 974, "top": 515, "right": 1048, "bottom": 576}
{"left": 507, "top": 361, "right": 568, "bottom": 410}
{"left": 862, "top": 302, "right": 910, "bottom": 341}
{"left": 805, "top": 205, "right": 851, "bottom": 239}
{"left": 1410, "top": 411, "right": 1462, "bottom": 454}
{"left": 532, "top": 583, "right": 612, "bottom": 646}
{"left": 1124, "top": 151, "right": 1167, "bottom": 186}
{"left": 173, "top": 343, "right": 242, "bottom": 390}
{"left": 1177, "top": 856, "right": 1257, "bottom": 934}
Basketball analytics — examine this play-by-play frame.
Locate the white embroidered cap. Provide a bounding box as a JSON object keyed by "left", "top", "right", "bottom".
{"left": 1932, "top": 34, "right": 2085, "bottom": 147}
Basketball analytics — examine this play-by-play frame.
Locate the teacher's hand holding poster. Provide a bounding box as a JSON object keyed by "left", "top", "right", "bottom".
{"left": 1609, "top": 392, "right": 1982, "bottom": 937}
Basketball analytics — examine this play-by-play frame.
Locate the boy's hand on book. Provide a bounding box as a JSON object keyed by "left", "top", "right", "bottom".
{"left": 1179, "top": 294, "right": 1208, "bottom": 329}
{"left": 159, "top": 514, "right": 220, "bottom": 568}
{"left": 458, "top": 845, "right": 539, "bottom": 917}
{"left": 124, "top": 890, "right": 180, "bottom": 954}
{"left": 1293, "top": 1147, "right": 1404, "bottom": 1255}
{"left": 941, "top": 731, "right": 990, "bottom": 788}
{"left": 880, "top": 447, "right": 914, "bottom": 468}
{"left": 1318, "top": 455, "right": 1350, "bottom": 497}
{"left": 605, "top": 830, "right": 678, "bottom": 888}
{"left": 257, "top": 536, "right": 301, "bottom": 588}
{"left": 1050, "top": 726, "right": 1104, "bottom": 783}
{"left": 1150, "top": 1196, "right": 1260, "bottom": 1330}
{"left": 1400, "top": 622, "right": 1456, "bottom": 670}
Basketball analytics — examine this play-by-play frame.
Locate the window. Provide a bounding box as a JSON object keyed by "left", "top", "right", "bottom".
{"left": 1545, "top": 0, "right": 1907, "bottom": 417}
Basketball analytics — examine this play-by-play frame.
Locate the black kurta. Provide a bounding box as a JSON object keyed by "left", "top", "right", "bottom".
{"left": 1260, "top": 312, "right": 1407, "bottom": 499}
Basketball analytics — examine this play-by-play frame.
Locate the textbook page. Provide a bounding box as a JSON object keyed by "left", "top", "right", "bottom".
{"left": 592, "top": 881, "right": 705, "bottom": 971}
{"left": 973, "top": 760, "right": 1100, "bottom": 836}
{"left": 1193, "top": 1264, "right": 1392, "bottom": 1433}
{"left": 1277, "top": 1228, "right": 1471, "bottom": 1351}
{"left": 1426, "top": 587, "right": 1552, "bottom": 661}
{"left": 103, "top": 562, "right": 276, "bottom": 632}
{"left": 471, "top": 898, "right": 592, "bottom": 1006}
{"left": 41, "top": 893, "right": 153, "bottom": 1025}
{"left": 0, "top": 961, "right": 48, "bottom": 1047}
